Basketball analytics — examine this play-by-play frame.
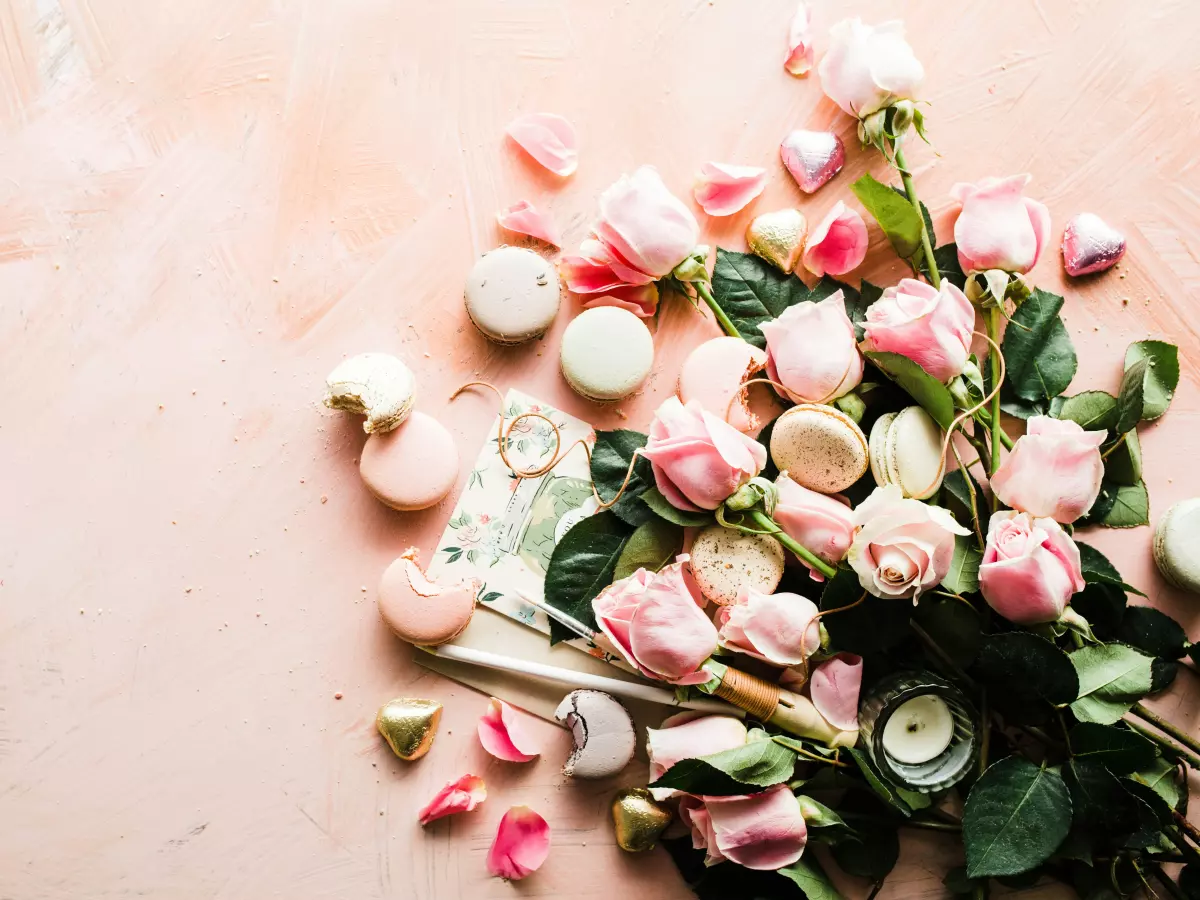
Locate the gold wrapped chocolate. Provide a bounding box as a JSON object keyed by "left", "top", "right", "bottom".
{"left": 611, "top": 787, "right": 672, "bottom": 853}
{"left": 746, "top": 209, "right": 807, "bottom": 273}
{"left": 376, "top": 698, "right": 442, "bottom": 761}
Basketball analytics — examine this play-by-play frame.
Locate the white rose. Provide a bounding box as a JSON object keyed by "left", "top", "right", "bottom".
{"left": 818, "top": 18, "right": 924, "bottom": 118}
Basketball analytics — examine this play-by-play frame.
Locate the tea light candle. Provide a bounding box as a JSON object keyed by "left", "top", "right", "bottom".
{"left": 881, "top": 694, "right": 955, "bottom": 765}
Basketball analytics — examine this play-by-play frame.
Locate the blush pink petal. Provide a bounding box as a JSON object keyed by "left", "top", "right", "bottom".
{"left": 646, "top": 715, "right": 748, "bottom": 782}
{"left": 702, "top": 786, "right": 808, "bottom": 870}
{"left": 487, "top": 806, "right": 550, "bottom": 880}
{"left": 951, "top": 174, "right": 1047, "bottom": 274}
{"left": 784, "top": 2, "right": 814, "bottom": 76}
{"left": 496, "top": 200, "right": 562, "bottom": 247}
{"left": 716, "top": 587, "right": 821, "bottom": 666}
{"left": 506, "top": 113, "right": 578, "bottom": 176}
{"left": 694, "top": 162, "right": 769, "bottom": 216}
{"left": 990, "top": 417, "right": 1105, "bottom": 523}
{"left": 773, "top": 474, "right": 855, "bottom": 573}
{"left": 580, "top": 284, "right": 660, "bottom": 318}
{"left": 809, "top": 654, "right": 863, "bottom": 731}
{"left": 477, "top": 698, "right": 540, "bottom": 762}
{"left": 679, "top": 797, "right": 725, "bottom": 864}
{"left": 979, "top": 511, "right": 1085, "bottom": 625}
{"left": 802, "top": 202, "right": 868, "bottom": 277}
{"left": 760, "top": 292, "right": 864, "bottom": 404}
{"left": 594, "top": 166, "right": 700, "bottom": 279}
{"left": 418, "top": 774, "right": 487, "bottom": 826}
{"left": 862, "top": 278, "right": 977, "bottom": 383}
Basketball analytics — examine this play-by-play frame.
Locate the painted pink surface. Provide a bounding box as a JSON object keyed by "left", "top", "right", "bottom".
{"left": 1, "top": 0, "right": 1199, "bottom": 897}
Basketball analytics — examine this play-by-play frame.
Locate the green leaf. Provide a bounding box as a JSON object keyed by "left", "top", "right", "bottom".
{"left": 830, "top": 819, "right": 899, "bottom": 880}
{"left": 851, "top": 173, "right": 924, "bottom": 259}
{"left": 848, "top": 280, "right": 881, "bottom": 342}
{"left": 847, "top": 747, "right": 915, "bottom": 817}
{"left": 590, "top": 430, "right": 654, "bottom": 526}
{"left": 1069, "top": 643, "right": 1155, "bottom": 724}
{"left": 864, "top": 350, "right": 956, "bottom": 429}
{"left": 640, "top": 486, "right": 715, "bottom": 527}
{"left": 778, "top": 857, "right": 845, "bottom": 900}
{"left": 942, "top": 468, "right": 985, "bottom": 526}
{"left": 975, "top": 632, "right": 1079, "bottom": 706}
{"left": 1073, "top": 583, "right": 1128, "bottom": 636}
{"left": 942, "top": 534, "right": 983, "bottom": 594}
{"left": 709, "top": 249, "right": 858, "bottom": 348}
{"left": 1104, "top": 429, "right": 1143, "bottom": 486}
{"left": 654, "top": 737, "right": 796, "bottom": 795}
{"left": 918, "top": 243, "right": 967, "bottom": 290}
{"left": 1099, "top": 481, "right": 1150, "bottom": 529}
{"left": 1075, "top": 541, "right": 1146, "bottom": 596}
{"left": 820, "top": 567, "right": 911, "bottom": 655}
{"left": 1117, "top": 606, "right": 1188, "bottom": 660}
{"left": 1128, "top": 758, "right": 1184, "bottom": 811}
{"left": 543, "top": 511, "right": 631, "bottom": 644}
{"left": 1056, "top": 391, "right": 1118, "bottom": 431}
{"left": 1125, "top": 340, "right": 1179, "bottom": 421}
{"left": 914, "top": 595, "right": 982, "bottom": 669}
{"left": 963, "top": 757, "right": 1072, "bottom": 878}
{"left": 1002, "top": 288, "right": 1078, "bottom": 402}
{"left": 1064, "top": 759, "right": 1145, "bottom": 843}
{"left": 613, "top": 517, "right": 683, "bottom": 581}
{"left": 1068, "top": 723, "right": 1158, "bottom": 775}
{"left": 1114, "top": 358, "right": 1147, "bottom": 436}
{"left": 796, "top": 795, "right": 847, "bottom": 830}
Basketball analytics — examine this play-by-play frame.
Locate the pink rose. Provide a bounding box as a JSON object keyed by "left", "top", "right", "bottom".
{"left": 817, "top": 18, "right": 924, "bottom": 118}
{"left": 847, "top": 485, "right": 970, "bottom": 600}
{"left": 774, "top": 474, "right": 855, "bottom": 575}
{"left": 647, "top": 715, "right": 749, "bottom": 782}
{"left": 560, "top": 166, "right": 699, "bottom": 318}
{"left": 979, "top": 511, "right": 1085, "bottom": 625}
{"left": 592, "top": 558, "right": 717, "bottom": 684}
{"left": 716, "top": 587, "right": 821, "bottom": 666}
{"left": 641, "top": 397, "right": 768, "bottom": 512}
{"left": 679, "top": 785, "right": 808, "bottom": 870}
{"left": 951, "top": 174, "right": 1051, "bottom": 274}
{"left": 991, "top": 417, "right": 1105, "bottom": 524}
{"left": 802, "top": 202, "right": 868, "bottom": 277}
{"left": 762, "top": 292, "right": 864, "bottom": 404}
{"left": 862, "top": 278, "right": 977, "bottom": 382}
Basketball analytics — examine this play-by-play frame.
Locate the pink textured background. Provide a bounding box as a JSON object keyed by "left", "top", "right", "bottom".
{"left": 2, "top": 0, "right": 1199, "bottom": 897}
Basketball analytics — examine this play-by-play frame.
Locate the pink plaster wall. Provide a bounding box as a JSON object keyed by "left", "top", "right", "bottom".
{"left": 1, "top": 1, "right": 1199, "bottom": 897}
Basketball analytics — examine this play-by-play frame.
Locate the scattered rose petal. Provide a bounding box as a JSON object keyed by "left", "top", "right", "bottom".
{"left": 418, "top": 774, "right": 487, "bottom": 826}
{"left": 802, "top": 201, "right": 868, "bottom": 276}
{"left": 496, "top": 200, "right": 561, "bottom": 247}
{"left": 487, "top": 806, "right": 550, "bottom": 880}
{"left": 694, "top": 162, "right": 768, "bottom": 216}
{"left": 809, "top": 653, "right": 863, "bottom": 732}
{"left": 784, "top": 3, "right": 814, "bottom": 76}
{"left": 780, "top": 130, "right": 845, "bottom": 194}
{"left": 506, "top": 113, "right": 578, "bottom": 176}
{"left": 477, "top": 698, "right": 540, "bottom": 762}
{"left": 1062, "top": 212, "right": 1126, "bottom": 276}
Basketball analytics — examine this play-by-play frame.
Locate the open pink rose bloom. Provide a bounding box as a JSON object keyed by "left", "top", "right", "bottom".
{"left": 990, "top": 416, "right": 1105, "bottom": 524}
{"left": 477, "top": 697, "right": 540, "bottom": 762}
{"left": 862, "top": 278, "right": 977, "bottom": 382}
{"left": 680, "top": 785, "right": 808, "bottom": 870}
{"left": 487, "top": 805, "right": 550, "bottom": 880}
{"left": 979, "top": 511, "right": 1085, "bottom": 625}
{"left": 418, "top": 774, "right": 487, "bottom": 826}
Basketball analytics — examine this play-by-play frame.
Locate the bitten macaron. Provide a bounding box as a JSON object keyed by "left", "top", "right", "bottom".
{"left": 377, "top": 548, "right": 480, "bottom": 645}
{"left": 560, "top": 306, "right": 654, "bottom": 401}
{"left": 769, "top": 404, "right": 868, "bottom": 494}
{"left": 1153, "top": 499, "right": 1200, "bottom": 594}
{"left": 464, "top": 246, "right": 561, "bottom": 344}
{"left": 678, "top": 337, "right": 767, "bottom": 432}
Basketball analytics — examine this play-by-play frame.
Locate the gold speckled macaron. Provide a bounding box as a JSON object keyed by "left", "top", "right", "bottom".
{"left": 769, "top": 404, "right": 869, "bottom": 494}
{"left": 689, "top": 524, "right": 785, "bottom": 606}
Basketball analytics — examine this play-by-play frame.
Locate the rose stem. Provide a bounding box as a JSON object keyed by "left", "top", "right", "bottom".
{"left": 891, "top": 143, "right": 941, "bottom": 289}
{"left": 1150, "top": 865, "right": 1187, "bottom": 900}
{"left": 1124, "top": 717, "right": 1200, "bottom": 770}
{"left": 747, "top": 509, "right": 837, "bottom": 579}
{"left": 972, "top": 411, "right": 1014, "bottom": 450}
{"left": 788, "top": 743, "right": 852, "bottom": 768}
{"left": 692, "top": 280, "right": 741, "bottom": 339}
{"left": 984, "top": 305, "right": 1004, "bottom": 490}
{"left": 1175, "top": 811, "right": 1200, "bottom": 848}
{"left": 901, "top": 817, "right": 962, "bottom": 833}
{"left": 1166, "top": 826, "right": 1200, "bottom": 866}
{"left": 1132, "top": 703, "right": 1200, "bottom": 759}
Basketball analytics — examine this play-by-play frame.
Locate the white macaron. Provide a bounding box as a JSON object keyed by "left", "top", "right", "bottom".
{"left": 868, "top": 406, "right": 946, "bottom": 500}
{"left": 1153, "top": 499, "right": 1200, "bottom": 594}
{"left": 560, "top": 306, "right": 654, "bottom": 401}
{"left": 464, "top": 246, "right": 561, "bottom": 344}
{"left": 769, "top": 404, "right": 869, "bottom": 494}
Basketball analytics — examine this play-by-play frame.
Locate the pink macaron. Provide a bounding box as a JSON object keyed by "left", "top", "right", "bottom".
{"left": 378, "top": 548, "right": 480, "bottom": 646}
{"left": 678, "top": 337, "right": 768, "bottom": 432}
{"left": 359, "top": 411, "right": 460, "bottom": 511}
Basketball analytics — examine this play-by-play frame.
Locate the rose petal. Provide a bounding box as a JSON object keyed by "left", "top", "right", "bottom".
{"left": 802, "top": 201, "right": 868, "bottom": 277}
{"left": 693, "top": 162, "right": 768, "bottom": 217}
{"left": 809, "top": 654, "right": 862, "bottom": 732}
{"left": 496, "top": 200, "right": 562, "bottom": 247}
{"left": 487, "top": 805, "right": 550, "bottom": 880}
{"left": 647, "top": 715, "right": 748, "bottom": 782}
{"left": 702, "top": 786, "right": 808, "bottom": 870}
{"left": 580, "top": 284, "right": 661, "bottom": 318}
{"left": 477, "top": 698, "right": 540, "bottom": 762}
{"left": 418, "top": 774, "right": 487, "bottom": 826}
{"left": 784, "top": 2, "right": 814, "bottom": 76}
{"left": 506, "top": 113, "right": 578, "bottom": 176}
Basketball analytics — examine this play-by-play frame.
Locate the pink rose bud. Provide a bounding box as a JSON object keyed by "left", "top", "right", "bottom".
{"left": 862, "top": 278, "right": 977, "bottom": 382}
{"left": 641, "top": 397, "right": 768, "bottom": 512}
{"left": 817, "top": 18, "right": 924, "bottom": 118}
{"left": 847, "top": 485, "right": 970, "bottom": 601}
{"left": 761, "top": 291, "right": 864, "bottom": 404}
{"left": 647, "top": 715, "right": 749, "bottom": 783}
{"left": 802, "top": 201, "right": 868, "bottom": 277}
{"left": 951, "top": 174, "right": 1051, "bottom": 274}
{"left": 679, "top": 784, "right": 808, "bottom": 870}
{"left": 716, "top": 586, "right": 822, "bottom": 666}
{"left": 592, "top": 558, "right": 718, "bottom": 684}
{"left": 979, "top": 511, "right": 1085, "bottom": 625}
{"left": 774, "top": 474, "right": 855, "bottom": 576}
{"left": 991, "top": 416, "right": 1105, "bottom": 524}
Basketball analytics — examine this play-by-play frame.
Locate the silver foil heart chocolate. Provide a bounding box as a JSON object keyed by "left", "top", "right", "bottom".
{"left": 780, "top": 130, "right": 845, "bottom": 194}
{"left": 1062, "top": 212, "right": 1126, "bottom": 276}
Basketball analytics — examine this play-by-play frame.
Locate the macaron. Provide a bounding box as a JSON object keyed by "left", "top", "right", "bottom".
{"left": 678, "top": 337, "right": 767, "bottom": 432}
{"left": 1153, "top": 499, "right": 1200, "bottom": 594}
{"left": 560, "top": 306, "right": 654, "bottom": 401}
{"left": 769, "top": 404, "right": 869, "bottom": 494}
{"left": 377, "top": 548, "right": 480, "bottom": 645}
{"left": 464, "top": 246, "right": 561, "bottom": 344}
{"left": 869, "top": 406, "right": 946, "bottom": 500}
{"left": 689, "top": 524, "right": 785, "bottom": 606}
{"left": 324, "top": 352, "right": 416, "bottom": 434}
{"left": 359, "top": 411, "right": 459, "bottom": 511}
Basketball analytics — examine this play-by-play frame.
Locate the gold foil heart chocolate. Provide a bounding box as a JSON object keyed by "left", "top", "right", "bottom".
{"left": 747, "top": 209, "right": 807, "bottom": 273}
{"left": 611, "top": 787, "right": 672, "bottom": 852}
{"left": 377, "top": 698, "right": 442, "bottom": 760}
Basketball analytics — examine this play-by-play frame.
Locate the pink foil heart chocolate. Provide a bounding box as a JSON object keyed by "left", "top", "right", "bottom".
{"left": 780, "top": 130, "right": 845, "bottom": 194}
{"left": 1062, "top": 212, "right": 1126, "bottom": 276}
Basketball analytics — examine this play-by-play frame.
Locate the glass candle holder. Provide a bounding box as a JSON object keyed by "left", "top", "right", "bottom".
{"left": 858, "top": 670, "right": 977, "bottom": 794}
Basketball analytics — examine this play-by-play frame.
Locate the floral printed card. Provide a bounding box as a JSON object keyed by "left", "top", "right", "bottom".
{"left": 426, "top": 389, "right": 603, "bottom": 656}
